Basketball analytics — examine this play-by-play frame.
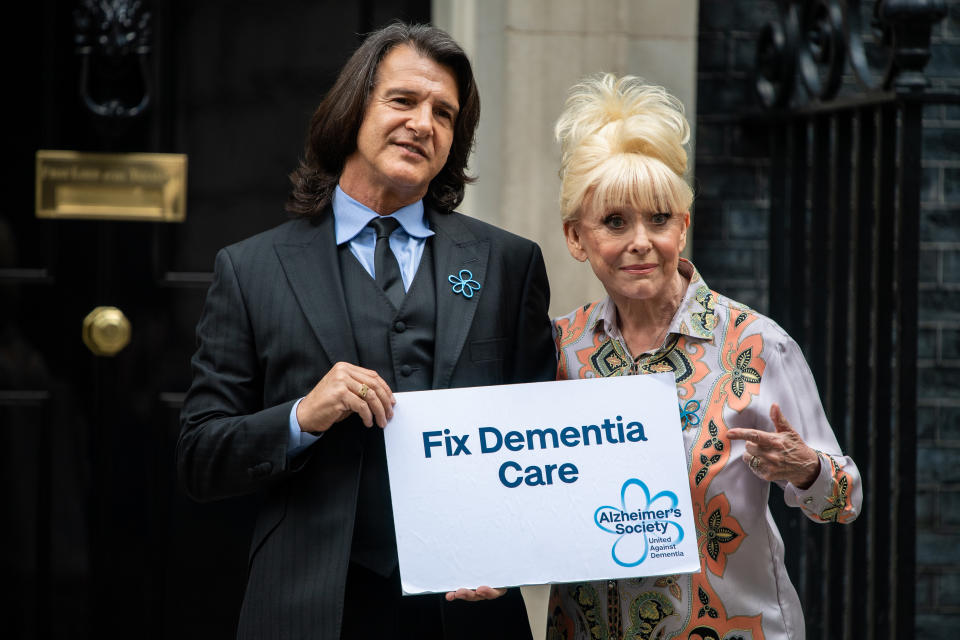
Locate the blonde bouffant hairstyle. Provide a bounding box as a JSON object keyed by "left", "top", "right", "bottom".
{"left": 555, "top": 74, "right": 693, "bottom": 222}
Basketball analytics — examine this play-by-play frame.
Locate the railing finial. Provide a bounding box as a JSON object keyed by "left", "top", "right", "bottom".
{"left": 755, "top": 0, "right": 948, "bottom": 109}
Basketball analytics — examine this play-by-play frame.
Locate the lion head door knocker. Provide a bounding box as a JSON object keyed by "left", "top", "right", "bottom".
{"left": 74, "top": 0, "right": 153, "bottom": 119}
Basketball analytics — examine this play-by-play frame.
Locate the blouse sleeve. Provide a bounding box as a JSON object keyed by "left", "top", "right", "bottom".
{"left": 765, "top": 333, "right": 862, "bottom": 524}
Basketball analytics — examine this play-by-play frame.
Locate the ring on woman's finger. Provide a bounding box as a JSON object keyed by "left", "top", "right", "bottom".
{"left": 750, "top": 455, "right": 761, "bottom": 471}
{"left": 357, "top": 383, "right": 369, "bottom": 399}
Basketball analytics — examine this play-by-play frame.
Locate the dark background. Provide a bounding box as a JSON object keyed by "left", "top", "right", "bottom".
{"left": 693, "top": 0, "right": 960, "bottom": 635}
{"left": 2, "top": 1, "right": 428, "bottom": 638}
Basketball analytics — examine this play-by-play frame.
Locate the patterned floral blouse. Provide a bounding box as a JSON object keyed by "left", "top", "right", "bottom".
{"left": 548, "top": 259, "right": 861, "bottom": 640}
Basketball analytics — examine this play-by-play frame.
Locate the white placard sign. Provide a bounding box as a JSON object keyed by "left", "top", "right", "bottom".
{"left": 383, "top": 374, "right": 699, "bottom": 594}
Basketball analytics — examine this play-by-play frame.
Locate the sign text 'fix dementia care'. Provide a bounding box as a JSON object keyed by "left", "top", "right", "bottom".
{"left": 421, "top": 416, "right": 649, "bottom": 488}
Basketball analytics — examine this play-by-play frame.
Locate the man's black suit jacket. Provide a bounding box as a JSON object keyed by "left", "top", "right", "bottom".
{"left": 178, "top": 208, "right": 556, "bottom": 639}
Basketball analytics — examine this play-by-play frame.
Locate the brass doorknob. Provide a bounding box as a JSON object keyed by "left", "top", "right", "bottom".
{"left": 82, "top": 306, "right": 131, "bottom": 357}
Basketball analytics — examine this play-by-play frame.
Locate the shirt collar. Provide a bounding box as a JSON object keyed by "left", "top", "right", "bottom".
{"left": 592, "top": 258, "right": 717, "bottom": 345}
{"left": 333, "top": 185, "right": 433, "bottom": 245}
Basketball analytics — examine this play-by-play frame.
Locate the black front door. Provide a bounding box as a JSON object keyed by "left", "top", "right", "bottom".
{"left": 3, "top": 2, "right": 429, "bottom": 638}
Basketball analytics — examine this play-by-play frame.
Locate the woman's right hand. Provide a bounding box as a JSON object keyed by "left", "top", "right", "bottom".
{"left": 727, "top": 404, "right": 821, "bottom": 489}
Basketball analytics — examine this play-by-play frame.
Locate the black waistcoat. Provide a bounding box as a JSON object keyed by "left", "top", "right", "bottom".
{"left": 337, "top": 241, "right": 436, "bottom": 575}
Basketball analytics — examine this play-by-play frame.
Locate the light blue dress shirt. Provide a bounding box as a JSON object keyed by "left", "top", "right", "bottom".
{"left": 287, "top": 186, "right": 434, "bottom": 455}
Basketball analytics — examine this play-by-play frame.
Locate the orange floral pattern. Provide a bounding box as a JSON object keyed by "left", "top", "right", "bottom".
{"left": 716, "top": 312, "right": 765, "bottom": 413}
{"left": 696, "top": 494, "right": 746, "bottom": 577}
{"left": 817, "top": 456, "right": 858, "bottom": 524}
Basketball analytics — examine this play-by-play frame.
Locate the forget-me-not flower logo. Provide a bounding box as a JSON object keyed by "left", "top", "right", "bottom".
{"left": 448, "top": 269, "right": 481, "bottom": 299}
{"left": 594, "top": 479, "right": 685, "bottom": 567}
{"left": 679, "top": 399, "right": 701, "bottom": 430}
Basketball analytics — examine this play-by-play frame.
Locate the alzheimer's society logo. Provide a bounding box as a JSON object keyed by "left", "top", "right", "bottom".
{"left": 594, "top": 479, "right": 685, "bottom": 567}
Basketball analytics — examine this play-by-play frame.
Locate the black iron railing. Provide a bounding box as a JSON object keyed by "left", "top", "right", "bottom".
{"left": 754, "top": 1, "right": 954, "bottom": 638}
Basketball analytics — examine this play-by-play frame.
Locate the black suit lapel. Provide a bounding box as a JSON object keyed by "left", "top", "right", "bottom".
{"left": 428, "top": 209, "right": 489, "bottom": 389}
{"left": 274, "top": 214, "right": 359, "bottom": 366}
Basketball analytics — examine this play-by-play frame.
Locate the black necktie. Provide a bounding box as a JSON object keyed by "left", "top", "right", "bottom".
{"left": 368, "top": 216, "right": 405, "bottom": 307}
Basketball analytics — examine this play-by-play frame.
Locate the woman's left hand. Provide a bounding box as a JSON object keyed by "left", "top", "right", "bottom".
{"left": 727, "top": 404, "right": 820, "bottom": 489}
{"left": 444, "top": 586, "right": 507, "bottom": 602}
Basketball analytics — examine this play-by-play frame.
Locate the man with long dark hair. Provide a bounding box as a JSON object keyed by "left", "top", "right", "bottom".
{"left": 178, "top": 22, "right": 553, "bottom": 639}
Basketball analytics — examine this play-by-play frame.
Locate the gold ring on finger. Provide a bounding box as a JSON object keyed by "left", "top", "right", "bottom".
{"left": 750, "top": 455, "right": 761, "bottom": 470}
{"left": 358, "top": 383, "right": 369, "bottom": 399}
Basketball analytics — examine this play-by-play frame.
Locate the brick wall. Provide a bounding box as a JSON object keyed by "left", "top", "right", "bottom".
{"left": 915, "top": 4, "right": 960, "bottom": 633}
{"left": 694, "top": 0, "right": 960, "bottom": 634}
{"left": 693, "top": 0, "right": 775, "bottom": 312}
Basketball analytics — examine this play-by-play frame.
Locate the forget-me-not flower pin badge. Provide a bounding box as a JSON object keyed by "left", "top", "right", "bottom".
{"left": 679, "top": 399, "right": 701, "bottom": 431}
{"left": 448, "top": 269, "right": 481, "bottom": 299}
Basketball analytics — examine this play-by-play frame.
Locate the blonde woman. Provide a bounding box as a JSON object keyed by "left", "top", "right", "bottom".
{"left": 548, "top": 75, "right": 861, "bottom": 640}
